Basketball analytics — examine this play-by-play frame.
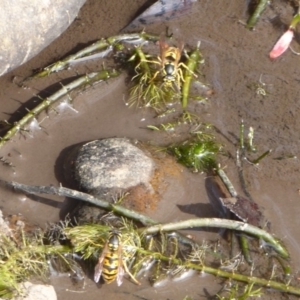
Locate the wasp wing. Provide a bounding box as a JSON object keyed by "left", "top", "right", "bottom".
{"left": 159, "top": 36, "right": 170, "bottom": 64}
{"left": 94, "top": 243, "right": 108, "bottom": 283}
{"left": 94, "top": 258, "right": 104, "bottom": 283}
{"left": 116, "top": 264, "right": 125, "bottom": 286}
{"left": 116, "top": 242, "right": 125, "bottom": 286}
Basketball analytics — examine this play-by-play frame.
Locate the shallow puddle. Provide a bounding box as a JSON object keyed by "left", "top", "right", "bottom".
{"left": 0, "top": 0, "right": 300, "bottom": 299}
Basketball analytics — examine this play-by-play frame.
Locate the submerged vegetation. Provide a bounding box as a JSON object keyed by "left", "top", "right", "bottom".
{"left": 169, "top": 138, "right": 220, "bottom": 173}
{"left": 0, "top": 202, "right": 299, "bottom": 298}
{"left": 128, "top": 37, "right": 202, "bottom": 111}
{"left": 0, "top": 226, "right": 71, "bottom": 298}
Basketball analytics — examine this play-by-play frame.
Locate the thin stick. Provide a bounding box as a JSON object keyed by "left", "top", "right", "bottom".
{"left": 251, "top": 150, "right": 272, "bottom": 165}
{"left": 7, "top": 181, "right": 157, "bottom": 226}
{"left": 7, "top": 181, "right": 199, "bottom": 249}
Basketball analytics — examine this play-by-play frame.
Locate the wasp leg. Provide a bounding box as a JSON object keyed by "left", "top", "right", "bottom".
{"left": 178, "top": 62, "right": 198, "bottom": 78}
{"left": 134, "top": 56, "right": 161, "bottom": 84}
{"left": 148, "top": 56, "right": 164, "bottom": 83}
{"left": 177, "top": 68, "right": 185, "bottom": 87}
{"left": 149, "top": 70, "right": 160, "bottom": 84}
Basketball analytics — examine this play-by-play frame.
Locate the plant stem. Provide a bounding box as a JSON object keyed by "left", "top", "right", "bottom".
{"left": 238, "top": 234, "right": 252, "bottom": 264}
{"left": 217, "top": 168, "right": 238, "bottom": 197}
{"left": 7, "top": 181, "right": 158, "bottom": 226}
{"left": 290, "top": 13, "right": 300, "bottom": 28}
{"left": 142, "top": 250, "right": 300, "bottom": 296}
{"left": 134, "top": 46, "right": 152, "bottom": 75}
{"left": 141, "top": 218, "right": 288, "bottom": 258}
{"left": 23, "top": 32, "right": 158, "bottom": 81}
{"left": 181, "top": 42, "right": 201, "bottom": 109}
{"left": 246, "top": 0, "right": 269, "bottom": 29}
{"left": 239, "top": 120, "right": 245, "bottom": 151}
{"left": 251, "top": 150, "right": 271, "bottom": 165}
{"left": 7, "top": 181, "right": 201, "bottom": 249}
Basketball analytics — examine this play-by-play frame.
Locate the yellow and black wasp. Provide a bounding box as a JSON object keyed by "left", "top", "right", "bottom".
{"left": 151, "top": 36, "right": 196, "bottom": 90}
{"left": 94, "top": 230, "right": 140, "bottom": 286}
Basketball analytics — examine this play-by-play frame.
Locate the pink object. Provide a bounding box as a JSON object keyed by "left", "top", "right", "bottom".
{"left": 269, "top": 28, "right": 294, "bottom": 59}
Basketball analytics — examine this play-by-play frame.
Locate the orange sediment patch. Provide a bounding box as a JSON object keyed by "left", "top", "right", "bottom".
{"left": 123, "top": 152, "right": 183, "bottom": 213}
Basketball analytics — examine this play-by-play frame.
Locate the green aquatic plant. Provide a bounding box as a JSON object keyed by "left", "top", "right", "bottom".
{"left": 181, "top": 41, "right": 202, "bottom": 109}
{"left": 217, "top": 282, "right": 263, "bottom": 300}
{"left": 0, "top": 33, "right": 202, "bottom": 153}
{"left": 7, "top": 180, "right": 290, "bottom": 258}
{"left": 63, "top": 220, "right": 141, "bottom": 262}
{"left": 147, "top": 111, "right": 203, "bottom": 132}
{"left": 63, "top": 223, "right": 111, "bottom": 260}
{"left": 0, "top": 32, "right": 161, "bottom": 153}
{"left": 169, "top": 139, "right": 221, "bottom": 172}
{"left": 163, "top": 114, "right": 220, "bottom": 174}
{"left": 0, "top": 229, "right": 72, "bottom": 298}
{"left": 246, "top": 0, "right": 269, "bottom": 29}
{"left": 140, "top": 218, "right": 288, "bottom": 258}
{"left": 63, "top": 220, "right": 299, "bottom": 296}
{"left": 128, "top": 46, "right": 180, "bottom": 111}
{"left": 128, "top": 39, "right": 202, "bottom": 111}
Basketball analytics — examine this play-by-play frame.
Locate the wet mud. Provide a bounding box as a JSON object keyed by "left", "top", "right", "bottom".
{"left": 0, "top": 0, "right": 300, "bottom": 299}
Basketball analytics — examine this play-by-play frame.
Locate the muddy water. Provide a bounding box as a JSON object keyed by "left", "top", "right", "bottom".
{"left": 0, "top": 0, "right": 300, "bottom": 299}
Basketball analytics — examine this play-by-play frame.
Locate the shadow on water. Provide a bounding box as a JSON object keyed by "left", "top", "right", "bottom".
{"left": 177, "top": 202, "right": 216, "bottom": 219}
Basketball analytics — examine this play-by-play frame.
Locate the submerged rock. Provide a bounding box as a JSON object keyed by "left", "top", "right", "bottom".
{"left": 0, "top": 211, "right": 56, "bottom": 300}
{"left": 64, "top": 137, "right": 183, "bottom": 221}
{"left": 0, "top": 210, "right": 11, "bottom": 237}
{"left": 0, "top": 0, "right": 86, "bottom": 76}
{"left": 206, "top": 177, "right": 265, "bottom": 227}
{"left": 65, "top": 138, "right": 155, "bottom": 201}
{"left": 15, "top": 282, "right": 56, "bottom": 300}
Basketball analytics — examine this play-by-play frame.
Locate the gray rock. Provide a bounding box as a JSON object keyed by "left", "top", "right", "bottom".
{"left": 0, "top": 0, "right": 86, "bottom": 76}
{"left": 14, "top": 282, "right": 56, "bottom": 300}
{"left": 0, "top": 210, "right": 11, "bottom": 237}
{"left": 70, "top": 138, "right": 155, "bottom": 200}
{"left": 0, "top": 212, "right": 56, "bottom": 300}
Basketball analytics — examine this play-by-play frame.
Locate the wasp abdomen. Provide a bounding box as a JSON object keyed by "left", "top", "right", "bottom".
{"left": 102, "top": 252, "right": 119, "bottom": 284}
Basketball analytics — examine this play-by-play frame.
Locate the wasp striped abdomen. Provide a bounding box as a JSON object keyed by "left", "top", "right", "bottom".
{"left": 94, "top": 231, "right": 125, "bottom": 286}
{"left": 102, "top": 248, "right": 119, "bottom": 283}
